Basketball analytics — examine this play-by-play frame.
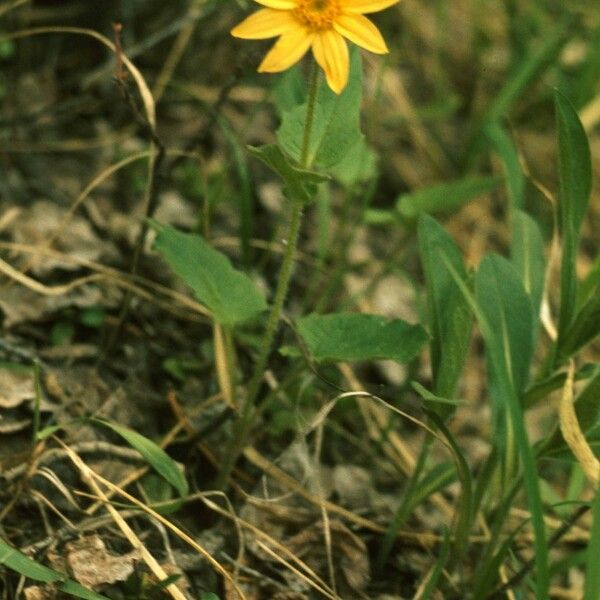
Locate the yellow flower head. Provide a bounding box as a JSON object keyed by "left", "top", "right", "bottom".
{"left": 231, "top": 0, "right": 399, "bottom": 94}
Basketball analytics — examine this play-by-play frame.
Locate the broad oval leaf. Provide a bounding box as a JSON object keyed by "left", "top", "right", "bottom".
{"left": 277, "top": 50, "right": 363, "bottom": 169}
{"left": 152, "top": 224, "right": 267, "bottom": 325}
{"left": 475, "top": 255, "right": 534, "bottom": 398}
{"left": 418, "top": 215, "right": 472, "bottom": 414}
{"left": 297, "top": 312, "right": 428, "bottom": 363}
{"left": 247, "top": 144, "right": 329, "bottom": 204}
{"left": 328, "top": 137, "right": 378, "bottom": 187}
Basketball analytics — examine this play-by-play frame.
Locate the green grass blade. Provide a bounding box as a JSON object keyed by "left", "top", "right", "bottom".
{"left": 583, "top": 491, "right": 600, "bottom": 600}
{"left": 555, "top": 89, "right": 592, "bottom": 343}
{"left": 377, "top": 453, "right": 455, "bottom": 572}
{"left": 511, "top": 210, "right": 546, "bottom": 346}
{"left": 0, "top": 539, "right": 110, "bottom": 600}
{"left": 88, "top": 418, "right": 189, "bottom": 497}
{"left": 558, "top": 292, "right": 600, "bottom": 360}
{"left": 443, "top": 253, "right": 549, "bottom": 598}
{"left": 398, "top": 176, "right": 501, "bottom": 220}
{"left": 426, "top": 410, "right": 473, "bottom": 565}
{"left": 414, "top": 528, "right": 451, "bottom": 600}
{"left": 217, "top": 116, "right": 255, "bottom": 266}
{"left": 471, "top": 481, "right": 521, "bottom": 599}
{"left": 484, "top": 17, "right": 573, "bottom": 124}
{"left": 486, "top": 123, "right": 525, "bottom": 211}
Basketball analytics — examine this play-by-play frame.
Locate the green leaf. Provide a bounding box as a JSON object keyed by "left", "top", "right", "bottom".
{"left": 277, "top": 50, "right": 363, "bottom": 169}
{"left": 377, "top": 460, "right": 455, "bottom": 571}
{"left": 555, "top": 90, "right": 592, "bottom": 341}
{"left": 247, "top": 144, "right": 329, "bottom": 204}
{"left": 363, "top": 208, "right": 396, "bottom": 225}
{"left": 558, "top": 293, "right": 600, "bottom": 360}
{"left": 397, "top": 176, "right": 501, "bottom": 220}
{"left": 80, "top": 307, "right": 106, "bottom": 328}
{"left": 217, "top": 115, "right": 255, "bottom": 266}
{"left": 411, "top": 381, "right": 464, "bottom": 406}
{"left": 579, "top": 253, "right": 600, "bottom": 308}
{"left": 417, "top": 215, "right": 472, "bottom": 413}
{"left": 406, "top": 462, "right": 456, "bottom": 515}
{"left": 328, "top": 137, "right": 378, "bottom": 187}
{"left": 573, "top": 22, "right": 600, "bottom": 107}
{"left": 36, "top": 424, "right": 62, "bottom": 440}
{"left": 475, "top": 255, "right": 534, "bottom": 398}
{"left": 485, "top": 20, "right": 572, "bottom": 124}
{"left": 89, "top": 418, "right": 188, "bottom": 497}
{"left": 468, "top": 17, "right": 573, "bottom": 162}
{"left": 471, "top": 255, "right": 548, "bottom": 598}
{"left": 415, "top": 528, "right": 451, "bottom": 600}
{"left": 0, "top": 538, "right": 110, "bottom": 600}
{"left": 296, "top": 312, "right": 428, "bottom": 363}
{"left": 511, "top": 210, "right": 545, "bottom": 346}
{"left": 486, "top": 122, "right": 525, "bottom": 211}
{"left": 152, "top": 224, "right": 267, "bottom": 325}
{"left": 524, "top": 362, "right": 597, "bottom": 409}
{"left": 60, "top": 580, "right": 112, "bottom": 600}
{"left": 139, "top": 472, "right": 182, "bottom": 514}
{"left": 426, "top": 410, "right": 473, "bottom": 563}
{"left": 273, "top": 66, "right": 306, "bottom": 115}
{"left": 584, "top": 490, "right": 600, "bottom": 600}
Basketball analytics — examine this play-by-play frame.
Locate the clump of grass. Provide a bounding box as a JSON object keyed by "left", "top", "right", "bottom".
{"left": 0, "top": 1, "right": 599, "bottom": 599}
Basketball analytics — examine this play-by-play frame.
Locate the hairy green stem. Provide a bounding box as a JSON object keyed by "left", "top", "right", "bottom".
{"left": 215, "top": 63, "right": 320, "bottom": 489}
{"left": 300, "top": 61, "right": 319, "bottom": 167}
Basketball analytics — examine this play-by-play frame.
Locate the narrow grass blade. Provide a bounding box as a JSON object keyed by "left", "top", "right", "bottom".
{"left": 426, "top": 410, "right": 473, "bottom": 564}
{"left": 476, "top": 17, "right": 573, "bottom": 129}
{"left": 414, "top": 528, "right": 451, "bottom": 600}
{"left": 0, "top": 539, "right": 110, "bottom": 600}
{"left": 398, "top": 175, "right": 501, "bottom": 220}
{"left": 558, "top": 292, "right": 600, "bottom": 360}
{"left": 376, "top": 456, "right": 455, "bottom": 572}
{"left": 217, "top": 116, "right": 254, "bottom": 266}
{"left": 555, "top": 90, "right": 592, "bottom": 343}
{"left": 486, "top": 123, "right": 525, "bottom": 211}
{"left": 443, "top": 253, "right": 549, "bottom": 599}
{"left": 511, "top": 209, "right": 545, "bottom": 346}
{"left": 88, "top": 418, "right": 188, "bottom": 498}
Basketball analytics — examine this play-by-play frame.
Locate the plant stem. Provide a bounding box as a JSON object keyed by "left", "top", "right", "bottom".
{"left": 215, "top": 62, "right": 320, "bottom": 489}
{"left": 300, "top": 60, "right": 319, "bottom": 168}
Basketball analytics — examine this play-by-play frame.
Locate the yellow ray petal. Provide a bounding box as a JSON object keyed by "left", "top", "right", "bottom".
{"left": 259, "top": 27, "right": 314, "bottom": 72}
{"left": 312, "top": 30, "right": 349, "bottom": 94}
{"left": 343, "top": 0, "right": 399, "bottom": 14}
{"left": 254, "top": 0, "right": 297, "bottom": 8}
{"left": 334, "top": 13, "right": 388, "bottom": 53}
{"left": 231, "top": 8, "right": 297, "bottom": 40}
